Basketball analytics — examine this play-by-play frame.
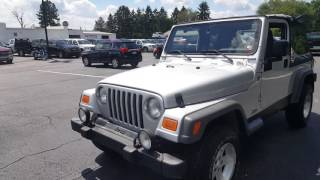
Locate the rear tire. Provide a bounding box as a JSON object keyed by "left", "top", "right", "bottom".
{"left": 131, "top": 62, "right": 138, "bottom": 68}
{"left": 19, "top": 50, "right": 24, "bottom": 57}
{"left": 188, "top": 126, "right": 240, "bottom": 180}
{"left": 82, "top": 57, "right": 91, "bottom": 67}
{"left": 286, "top": 84, "right": 313, "bottom": 128}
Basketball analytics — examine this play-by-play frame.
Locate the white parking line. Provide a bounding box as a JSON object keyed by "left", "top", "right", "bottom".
{"left": 36, "top": 70, "right": 106, "bottom": 78}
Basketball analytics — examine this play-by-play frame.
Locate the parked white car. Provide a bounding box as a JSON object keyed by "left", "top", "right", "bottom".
{"left": 133, "top": 39, "right": 157, "bottom": 52}
{"left": 66, "top": 39, "right": 95, "bottom": 51}
{"left": 8, "top": 39, "right": 15, "bottom": 52}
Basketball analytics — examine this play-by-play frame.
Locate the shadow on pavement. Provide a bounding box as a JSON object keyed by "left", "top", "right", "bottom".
{"left": 79, "top": 112, "right": 320, "bottom": 180}
{"left": 91, "top": 64, "right": 138, "bottom": 70}
{"left": 239, "top": 112, "right": 320, "bottom": 180}
{"left": 80, "top": 151, "right": 168, "bottom": 180}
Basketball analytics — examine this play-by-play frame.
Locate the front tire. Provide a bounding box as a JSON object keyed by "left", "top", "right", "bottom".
{"left": 6, "top": 58, "right": 13, "bottom": 64}
{"left": 82, "top": 57, "right": 91, "bottom": 67}
{"left": 111, "top": 58, "right": 120, "bottom": 69}
{"left": 58, "top": 51, "right": 64, "bottom": 58}
{"left": 286, "top": 84, "right": 313, "bottom": 128}
{"left": 188, "top": 126, "right": 239, "bottom": 180}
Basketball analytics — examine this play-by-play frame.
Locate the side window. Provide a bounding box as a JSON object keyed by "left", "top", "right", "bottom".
{"left": 264, "top": 22, "right": 289, "bottom": 71}
{"left": 269, "top": 23, "right": 287, "bottom": 40}
{"left": 73, "top": 40, "right": 78, "bottom": 45}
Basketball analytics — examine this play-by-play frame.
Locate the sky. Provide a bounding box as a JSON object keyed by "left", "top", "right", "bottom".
{"left": 0, "top": 0, "right": 266, "bottom": 30}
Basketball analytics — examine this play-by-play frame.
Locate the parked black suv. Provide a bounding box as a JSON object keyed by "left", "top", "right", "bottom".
{"left": 31, "top": 39, "right": 81, "bottom": 59}
{"left": 55, "top": 40, "right": 81, "bottom": 58}
{"left": 81, "top": 40, "right": 142, "bottom": 68}
{"left": 15, "top": 39, "right": 32, "bottom": 56}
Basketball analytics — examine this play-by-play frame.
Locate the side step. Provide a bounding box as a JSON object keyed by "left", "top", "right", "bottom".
{"left": 247, "top": 118, "right": 264, "bottom": 135}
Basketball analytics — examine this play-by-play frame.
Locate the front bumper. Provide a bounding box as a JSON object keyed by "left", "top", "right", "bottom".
{"left": 71, "top": 118, "right": 186, "bottom": 179}
{"left": 0, "top": 55, "right": 11, "bottom": 62}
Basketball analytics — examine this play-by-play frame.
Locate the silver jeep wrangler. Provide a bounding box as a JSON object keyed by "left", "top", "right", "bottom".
{"left": 71, "top": 14, "right": 317, "bottom": 180}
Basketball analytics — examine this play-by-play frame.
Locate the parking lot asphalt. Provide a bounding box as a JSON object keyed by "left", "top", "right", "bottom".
{"left": 0, "top": 54, "right": 319, "bottom": 180}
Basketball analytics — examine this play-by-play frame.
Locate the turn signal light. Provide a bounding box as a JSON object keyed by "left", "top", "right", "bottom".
{"left": 81, "top": 95, "right": 90, "bottom": 105}
{"left": 192, "top": 121, "right": 202, "bottom": 136}
{"left": 162, "top": 117, "right": 178, "bottom": 131}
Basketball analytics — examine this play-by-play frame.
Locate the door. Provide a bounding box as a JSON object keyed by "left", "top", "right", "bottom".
{"left": 261, "top": 19, "right": 292, "bottom": 109}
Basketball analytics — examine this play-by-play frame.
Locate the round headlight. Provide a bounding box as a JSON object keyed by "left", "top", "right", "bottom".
{"left": 138, "top": 131, "right": 152, "bottom": 150}
{"left": 98, "top": 87, "right": 107, "bottom": 104}
{"left": 78, "top": 108, "right": 90, "bottom": 123}
{"left": 145, "top": 98, "right": 163, "bottom": 119}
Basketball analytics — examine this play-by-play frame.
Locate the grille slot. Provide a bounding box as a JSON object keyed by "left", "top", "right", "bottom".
{"left": 107, "top": 88, "right": 144, "bottom": 129}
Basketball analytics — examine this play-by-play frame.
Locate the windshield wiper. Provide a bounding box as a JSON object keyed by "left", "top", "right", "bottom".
{"left": 200, "top": 49, "right": 234, "bottom": 64}
{"left": 168, "top": 50, "right": 192, "bottom": 61}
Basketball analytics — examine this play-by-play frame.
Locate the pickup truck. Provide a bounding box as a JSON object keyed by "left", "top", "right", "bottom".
{"left": 71, "top": 14, "right": 317, "bottom": 180}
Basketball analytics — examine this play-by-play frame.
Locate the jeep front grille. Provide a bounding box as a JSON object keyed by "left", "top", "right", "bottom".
{"left": 107, "top": 88, "right": 144, "bottom": 129}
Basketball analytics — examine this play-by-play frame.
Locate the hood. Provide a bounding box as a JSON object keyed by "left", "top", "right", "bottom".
{"left": 99, "top": 58, "right": 255, "bottom": 108}
{"left": 0, "top": 47, "right": 10, "bottom": 52}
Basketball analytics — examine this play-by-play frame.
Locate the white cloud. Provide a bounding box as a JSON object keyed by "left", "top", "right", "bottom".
{"left": 160, "top": 0, "right": 191, "bottom": 8}
{"left": 210, "top": 10, "right": 237, "bottom": 19}
{"left": 0, "top": 0, "right": 119, "bottom": 30}
{"left": 214, "top": 0, "right": 255, "bottom": 11}
{"left": 98, "top": 5, "right": 118, "bottom": 18}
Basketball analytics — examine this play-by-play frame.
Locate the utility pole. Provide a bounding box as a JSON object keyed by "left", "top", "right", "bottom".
{"left": 42, "top": 0, "right": 49, "bottom": 59}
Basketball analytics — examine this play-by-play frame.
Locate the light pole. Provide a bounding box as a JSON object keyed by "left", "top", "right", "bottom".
{"left": 42, "top": 0, "right": 49, "bottom": 59}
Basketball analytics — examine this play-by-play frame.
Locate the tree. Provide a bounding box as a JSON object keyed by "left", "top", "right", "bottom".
{"left": 144, "top": 6, "right": 154, "bottom": 37}
{"left": 11, "top": 9, "right": 25, "bottom": 28}
{"left": 159, "top": 7, "right": 172, "bottom": 32}
{"left": 106, "top": 14, "right": 117, "bottom": 33}
{"left": 114, "top": 6, "right": 132, "bottom": 38}
{"left": 133, "top": 8, "right": 145, "bottom": 38}
{"left": 257, "top": 0, "right": 314, "bottom": 54}
{"left": 37, "top": 0, "right": 60, "bottom": 27}
{"left": 171, "top": 7, "right": 180, "bottom": 24}
{"left": 197, "top": 1, "right": 210, "bottom": 21}
{"left": 177, "top": 6, "right": 197, "bottom": 24}
{"left": 94, "top": 17, "right": 105, "bottom": 31}
{"left": 311, "top": 0, "right": 320, "bottom": 30}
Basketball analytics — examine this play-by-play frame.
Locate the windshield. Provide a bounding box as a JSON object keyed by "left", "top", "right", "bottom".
{"left": 165, "top": 19, "right": 262, "bottom": 55}
{"left": 78, "top": 40, "right": 91, "bottom": 44}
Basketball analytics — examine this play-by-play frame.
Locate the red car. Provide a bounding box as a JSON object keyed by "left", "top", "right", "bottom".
{"left": 0, "top": 46, "right": 13, "bottom": 64}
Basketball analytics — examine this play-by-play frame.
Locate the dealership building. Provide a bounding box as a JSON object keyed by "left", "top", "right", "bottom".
{"left": 0, "top": 22, "right": 116, "bottom": 43}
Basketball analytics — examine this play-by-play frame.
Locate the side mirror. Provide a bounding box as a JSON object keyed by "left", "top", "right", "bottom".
{"left": 272, "top": 40, "right": 289, "bottom": 58}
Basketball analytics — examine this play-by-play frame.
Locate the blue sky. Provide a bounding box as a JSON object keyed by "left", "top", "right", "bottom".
{"left": 0, "top": 0, "right": 265, "bottom": 29}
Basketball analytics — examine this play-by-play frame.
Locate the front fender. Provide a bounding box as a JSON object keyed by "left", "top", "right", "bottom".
{"left": 179, "top": 100, "right": 247, "bottom": 144}
{"left": 290, "top": 68, "right": 316, "bottom": 103}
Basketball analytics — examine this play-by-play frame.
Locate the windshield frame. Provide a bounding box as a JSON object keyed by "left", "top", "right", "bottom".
{"left": 164, "top": 18, "right": 263, "bottom": 56}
